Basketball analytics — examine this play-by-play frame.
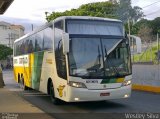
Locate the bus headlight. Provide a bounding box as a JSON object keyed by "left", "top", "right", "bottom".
{"left": 68, "top": 81, "right": 87, "bottom": 88}
{"left": 122, "top": 80, "right": 131, "bottom": 86}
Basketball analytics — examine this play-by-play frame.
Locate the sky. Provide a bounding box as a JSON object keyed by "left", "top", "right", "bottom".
{"left": 0, "top": 0, "right": 160, "bottom": 33}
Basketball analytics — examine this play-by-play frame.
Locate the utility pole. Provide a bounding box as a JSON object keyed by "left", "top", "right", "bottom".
{"left": 8, "top": 33, "right": 11, "bottom": 48}
{"left": 31, "top": 24, "right": 34, "bottom": 31}
{"left": 157, "top": 33, "right": 159, "bottom": 52}
{"left": 128, "top": 18, "right": 131, "bottom": 41}
{"left": 6, "top": 33, "right": 14, "bottom": 49}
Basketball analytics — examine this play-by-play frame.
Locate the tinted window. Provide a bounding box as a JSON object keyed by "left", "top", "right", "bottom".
{"left": 35, "top": 31, "right": 43, "bottom": 52}
{"left": 54, "top": 20, "right": 67, "bottom": 79}
{"left": 28, "top": 36, "right": 35, "bottom": 53}
{"left": 24, "top": 39, "right": 29, "bottom": 54}
{"left": 43, "top": 26, "right": 53, "bottom": 50}
{"left": 14, "top": 26, "right": 54, "bottom": 56}
{"left": 55, "top": 20, "right": 63, "bottom": 30}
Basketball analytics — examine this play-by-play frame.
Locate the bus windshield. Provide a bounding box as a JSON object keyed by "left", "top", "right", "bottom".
{"left": 68, "top": 38, "right": 131, "bottom": 78}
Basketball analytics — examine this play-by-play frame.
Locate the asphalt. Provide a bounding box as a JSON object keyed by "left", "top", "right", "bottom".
{"left": 0, "top": 65, "right": 160, "bottom": 119}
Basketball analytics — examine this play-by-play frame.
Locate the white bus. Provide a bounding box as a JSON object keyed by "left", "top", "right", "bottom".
{"left": 13, "top": 16, "right": 132, "bottom": 104}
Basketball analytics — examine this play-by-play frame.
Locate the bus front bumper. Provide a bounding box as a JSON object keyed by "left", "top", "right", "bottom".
{"left": 66, "top": 85, "right": 131, "bottom": 102}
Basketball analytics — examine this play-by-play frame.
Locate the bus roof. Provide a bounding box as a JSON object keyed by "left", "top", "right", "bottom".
{"left": 55, "top": 16, "right": 122, "bottom": 22}
{"left": 14, "top": 16, "right": 122, "bottom": 43}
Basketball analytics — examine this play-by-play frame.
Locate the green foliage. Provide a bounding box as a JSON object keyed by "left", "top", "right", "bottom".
{"left": 131, "top": 19, "right": 151, "bottom": 35}
{"left": 116, "top": 0, "right": 144, "bottom": 23}
{"left": 45, "top": 1, "right": 143, "bottom": 23}
{"left": 130, "top": 18, "right": 160, "bottom": 36}
{"left": 138, "top": 25, "right": 153, "bottom": 43}
{"left": 133, "top": 44, "right": 158, "bottom": 62}
{"left": 150, "top": 17, "right": 160, "bottom": 35}
{"left": 0, "top": 45, "right": 13, "bottom": 60}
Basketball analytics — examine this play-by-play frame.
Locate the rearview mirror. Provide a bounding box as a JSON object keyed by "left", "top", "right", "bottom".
{"left": 62, "top": 33, "right": 70, "bottom": 55}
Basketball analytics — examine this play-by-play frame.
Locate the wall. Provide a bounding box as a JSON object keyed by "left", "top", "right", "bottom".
{"left": 132, "top": 64, "right": 160, "bottom": 86}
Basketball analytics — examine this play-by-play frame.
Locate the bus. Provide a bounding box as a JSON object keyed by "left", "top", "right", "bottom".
{"left": 13, "top": 16, "right": 132, "bottom": 104}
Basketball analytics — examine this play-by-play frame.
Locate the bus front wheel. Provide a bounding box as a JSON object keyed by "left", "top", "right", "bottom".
{"left": 49, "top": 81, "right": 61, "bottom": 105}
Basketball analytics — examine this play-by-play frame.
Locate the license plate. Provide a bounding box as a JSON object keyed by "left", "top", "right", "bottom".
{"left": 100, "top": 92, "right": 110, "bottom": 96}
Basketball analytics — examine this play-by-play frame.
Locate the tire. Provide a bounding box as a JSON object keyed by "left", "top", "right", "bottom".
{"left": 49, "top": 81, "right": 61, "bottom": 105}
{"left": 19, "top": 76, "right": 28, "bottom": 90}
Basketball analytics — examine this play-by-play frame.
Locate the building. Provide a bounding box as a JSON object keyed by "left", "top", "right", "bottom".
{"left": 0, "top": 21, "right": 25, "bottom": 48}
{"left": 0, "top": 0, "right": 14, "bottom": 83}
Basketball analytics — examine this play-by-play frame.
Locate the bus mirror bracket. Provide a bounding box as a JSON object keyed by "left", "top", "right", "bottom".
{"left": 62, "top": 33, "right": 70, "bottom": 55}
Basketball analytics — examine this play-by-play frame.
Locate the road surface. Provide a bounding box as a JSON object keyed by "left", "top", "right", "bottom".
{"left": 2, "top": 70, "right": 160, "bottom": 119}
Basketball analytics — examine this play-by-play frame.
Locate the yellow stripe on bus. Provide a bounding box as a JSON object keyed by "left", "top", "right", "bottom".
{"left": 116, "top": 78, "right": 124, "bottom": 83}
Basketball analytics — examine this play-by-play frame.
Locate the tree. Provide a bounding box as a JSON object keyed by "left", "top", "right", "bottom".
{"left": 150, "top": 17, "right": 160, "bottom": 35}
{"left": 45, "top": 1, "right": 119, "bottom": 22}
{"left": 130, "top": 19, "right": 151, "bottom": 35}
{"left": 116, "top": 0, "right": 144, "bottom": 23}
{"left": 0, "top": 45, "right": 13, "bottom": 60}
{"left": 138, "top": 25, "right": 153, "bottom": 43}
{"left": 130, "top": 17, "right": 160, "bottom": 37}
{"left": 45, "top": 1, "right": 144, "bottom": 31}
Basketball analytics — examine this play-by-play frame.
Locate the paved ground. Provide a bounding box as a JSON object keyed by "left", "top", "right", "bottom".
{"left": 0, "top": 88, "right": 44, "bottom": 113}
{"left": 0, "top": 70, "right": 53, "bottom": 119}
{"left": 1, "top": 70, "right": 160, "bottom": 119}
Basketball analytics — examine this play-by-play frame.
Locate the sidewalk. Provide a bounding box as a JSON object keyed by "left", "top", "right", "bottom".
{"left": 0, "top": 87, "right": 53, "bottom": 119}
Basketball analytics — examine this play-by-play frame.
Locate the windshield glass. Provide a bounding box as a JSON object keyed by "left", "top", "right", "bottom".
{"left": 68, "top": 38, "right": 131, "bottom": 78}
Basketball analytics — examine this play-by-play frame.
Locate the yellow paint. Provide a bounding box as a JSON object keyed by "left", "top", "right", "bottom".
{"left": 132, "top": 84, "right": 160, "bottom": 93}
{"left": 57, "top": 85, "right": 65, "bottom": 97}
{"left": 13, "top": 66, "right": 31, "bottom": 87}
{"left": 29, "top": 53, "right": 34, "bottom": 87}
{"left": 13, "top": 68, "right": 17, "bottom": 82}
{"left": 116, "top": 78, "right": 124, "bottom": 83}
{"left": 13, "top": 54, "right": 35, "bottom": 88}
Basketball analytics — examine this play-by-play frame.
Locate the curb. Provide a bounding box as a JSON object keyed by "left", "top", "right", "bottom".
{"left": 132, "top": 84, "right": 160, "bottom": 93}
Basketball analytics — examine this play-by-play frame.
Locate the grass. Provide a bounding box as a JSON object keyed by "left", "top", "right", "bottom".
{"left": 132, "top": 44, "right": 159, "bottom": 62}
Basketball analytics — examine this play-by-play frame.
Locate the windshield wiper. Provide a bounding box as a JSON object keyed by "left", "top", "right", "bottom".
{"left": 104, "top": 45, "right": 121, "bottom": 77}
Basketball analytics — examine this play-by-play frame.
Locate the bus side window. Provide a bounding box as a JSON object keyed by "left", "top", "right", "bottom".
{"left": 24, "top": 39, "right": 29, "bottom": 54}
{"left": 54, "top": 20, "right": 67, "bottom": 80}
{"left": 20, "top": 40, "right": 24, "bottom": 55}
{"left": 43, "top": 26, "right": 53, "bottom": 50}
{"left": 28, "top": 36, "right": 34, "bottom": 53}
{"left": 55, "top": 38, "right": 67, "bottom": 79}
{"left": 35, "top": 31, "right": 43, "bottom": 52}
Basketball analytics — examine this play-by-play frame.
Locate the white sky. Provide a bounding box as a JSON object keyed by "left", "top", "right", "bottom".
{"left": 3, "top": 0, "right": 107, "bottom": 22}
{"left": 1, "top": 0, "right": 160, "bottom": 33}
